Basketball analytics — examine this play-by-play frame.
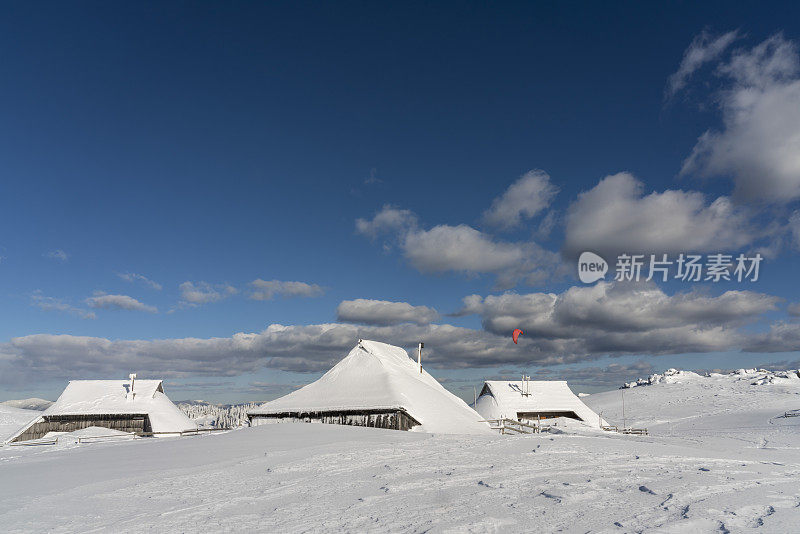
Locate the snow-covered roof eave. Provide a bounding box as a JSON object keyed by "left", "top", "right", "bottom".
{"left": 249, "top": 404, "right": 410, "bottom": 415}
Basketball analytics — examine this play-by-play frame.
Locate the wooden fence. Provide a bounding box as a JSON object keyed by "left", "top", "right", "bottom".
{"left": 480, "top": 418, "right": 546, "bottom": 435}
{"left": 602, "top": 425, "right": 649, "bottom": 435}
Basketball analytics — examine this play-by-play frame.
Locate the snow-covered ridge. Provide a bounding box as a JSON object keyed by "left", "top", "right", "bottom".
{"left": 621, "top": 367, "right": 800, "bottom": 389}
{"left": 0, "top": 398, "right": 53, "bottom": 411}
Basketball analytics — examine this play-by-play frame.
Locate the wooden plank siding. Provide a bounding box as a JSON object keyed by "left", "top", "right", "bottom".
{"left": 10, "top": 413, "right": 152, "bottom": 442}
{"left": 248, "top": 408, "right": 421, "bottom": 431}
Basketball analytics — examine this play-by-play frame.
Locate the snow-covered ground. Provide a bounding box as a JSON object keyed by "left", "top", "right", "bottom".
{"left": 1, "top": 370, "right": 799, "bottom": 533}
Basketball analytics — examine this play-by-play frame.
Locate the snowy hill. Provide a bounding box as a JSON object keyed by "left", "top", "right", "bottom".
{"left": 584, "top": 368, "right": 800, "bottom": 439}
{"left": 1, "top": 398, "right": 53, "bottom": 411}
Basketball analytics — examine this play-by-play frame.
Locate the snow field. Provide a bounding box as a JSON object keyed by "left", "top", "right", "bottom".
{"left": 0, "top": 368, "right": 798, "bottom": 532}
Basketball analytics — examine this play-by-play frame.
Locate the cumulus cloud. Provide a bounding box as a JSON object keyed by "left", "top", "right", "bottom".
{"left": 2, "top": 280, "right": 785, "bottom": 384}
{"left": 563, "top": 172, "right": 758, "bottom": 258}
{"left": 679, "top": 33, "right": 800, "bottom": 203}
{"left": 459, "top": 281, "right": 778, "bottom": 356}
{"left": 44, "top": 249, "right": 68, "bottom": 262}
{"left": 482, "top": 170, "right": 558, "bottom": 230}
{"left": 336, "top": 299, "right": 439, "bottom": 326}
{"left": 117, "top": 272, "right": 162, "bottom": 291}
{"left": 788, "top": 303, "right": 800, "bottom": 317}
{"left": 249, "top": 279, "right": 324, "bottom": 300}
{"left": 85, "top": 293, "right": 158, "bottom": 313}
{"left": 743, "top": 321, "right": 800, "bottom": 353}
{"left": 355, "top": 205, "right": 418, "bottom": 239}
{"left": 0, "top": 323, "right": 529, "bottom": 383}
{"left": 30, "top": 291, "right": 96, "bottom": 320}
{"left": 179, "top": 281, "right": 238, "bottom": 306}
{"left": 666, "top": 30, "right": 739, "bottom": 97}
{"left": 357, "top": 205, "right": 562, "bottom": 288}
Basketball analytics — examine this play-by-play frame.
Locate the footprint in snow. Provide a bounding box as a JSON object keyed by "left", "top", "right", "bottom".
{"left": 478, "top": 480, "right": 492, "bottom": 488}
{"left": 540, "top": 491, "right": 563, "bottom": 503}
{"left": 639, "top": 485, "right": 656, "bottom": 495}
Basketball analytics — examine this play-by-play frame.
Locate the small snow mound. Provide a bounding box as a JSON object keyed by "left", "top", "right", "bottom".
{"left": 71, "top": 426, "right": 133, "bottom": 438}
{"left": 41, "top": 426, "right": 135, "bottom": 442}
{"left": 749, "top": 369, "right": 800, "bottom": 385}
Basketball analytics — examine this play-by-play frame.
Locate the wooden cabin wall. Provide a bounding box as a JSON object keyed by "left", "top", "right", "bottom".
{"left": 249, "top": 409, "right": 420, "bottom": 431}
{"left": 11, "top": 414, "right": 151, "bottom": 442}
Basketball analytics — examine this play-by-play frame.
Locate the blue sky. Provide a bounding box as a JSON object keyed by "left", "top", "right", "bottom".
{"left": 2, "top": 2, "right": 800, "bottom": 403}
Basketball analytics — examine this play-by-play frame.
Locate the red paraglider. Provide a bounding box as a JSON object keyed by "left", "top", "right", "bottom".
{"left": 512, "top": 328, "right": 524, "bottom": 344}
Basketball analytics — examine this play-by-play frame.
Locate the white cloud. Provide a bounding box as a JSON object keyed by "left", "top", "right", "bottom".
{"left": 85, "top": 293, "right": 158, "bottom": 313}
{"left": 404, "top": 224, "right": 522, "bottom": 272}
{"left": 459, "top": 281, "right": 778, "bottom": 356}
{"left": 666, "top": 30, "right": 739, "bottom": 97}
{"left": 0, "top": 323, "right": 527, "bottom": 382}
{"left": 355, "top": 205, "right": 418, "bottom": 239}
{"left": 743, "top": 321, "right": 800, "bottom": 353}
{"left": 30, "top": 291, "right": 95, "bottom": 320}
{"left": 336, "top": 299, "right": 439, "bottom": 326}
{"left": 118, "top": 272, "right": 162, "bottom": 291}
{"left": 2, "top": 281, "right": 784, "bottom": 384}
{"left": 679, "top": 34, "right": 800, "bottom": 203}
{"left": 404, "top": 224, "right": 562, "bottom": 287}
{"left": 249, "top": 279, "right": 324, "bottom": 300}
{"left": 179, "top": 281, "right": 238, "bottom": 306}
{"left": 787, "top": 302, "right": 800, "bottom": 317}
{"left": 563, "top": 172, "right": 758, "bottom": 258}
{"left": 45, "top": 249, "right": 68, "bottom": 262}
{"left": 482, "top": 170, "right": 558, "bottom": 230}
{"left": 358, "top": 206, "right": 562, "bottom": 288}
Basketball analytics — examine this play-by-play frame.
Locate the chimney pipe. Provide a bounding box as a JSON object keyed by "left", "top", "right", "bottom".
{"left": 418, "top": 342, "right": 424, "bottom": 374}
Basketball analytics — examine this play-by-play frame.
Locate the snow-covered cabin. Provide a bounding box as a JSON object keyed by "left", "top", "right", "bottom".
{"left": 474, "top": 380, "right": 607, "bottom": 428}
{"left": 6, "top": 377, "right": 197, "bottom": 443}
{"left": 248, "top": 340, "right": 489, "bottom": 434}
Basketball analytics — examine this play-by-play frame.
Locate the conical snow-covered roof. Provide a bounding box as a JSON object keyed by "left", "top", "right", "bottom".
{"left": 475, "top": 380, "right": 607, "bottom": 427}
{"left": 249, "top": 340, "right": 489, "bottom": 434}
